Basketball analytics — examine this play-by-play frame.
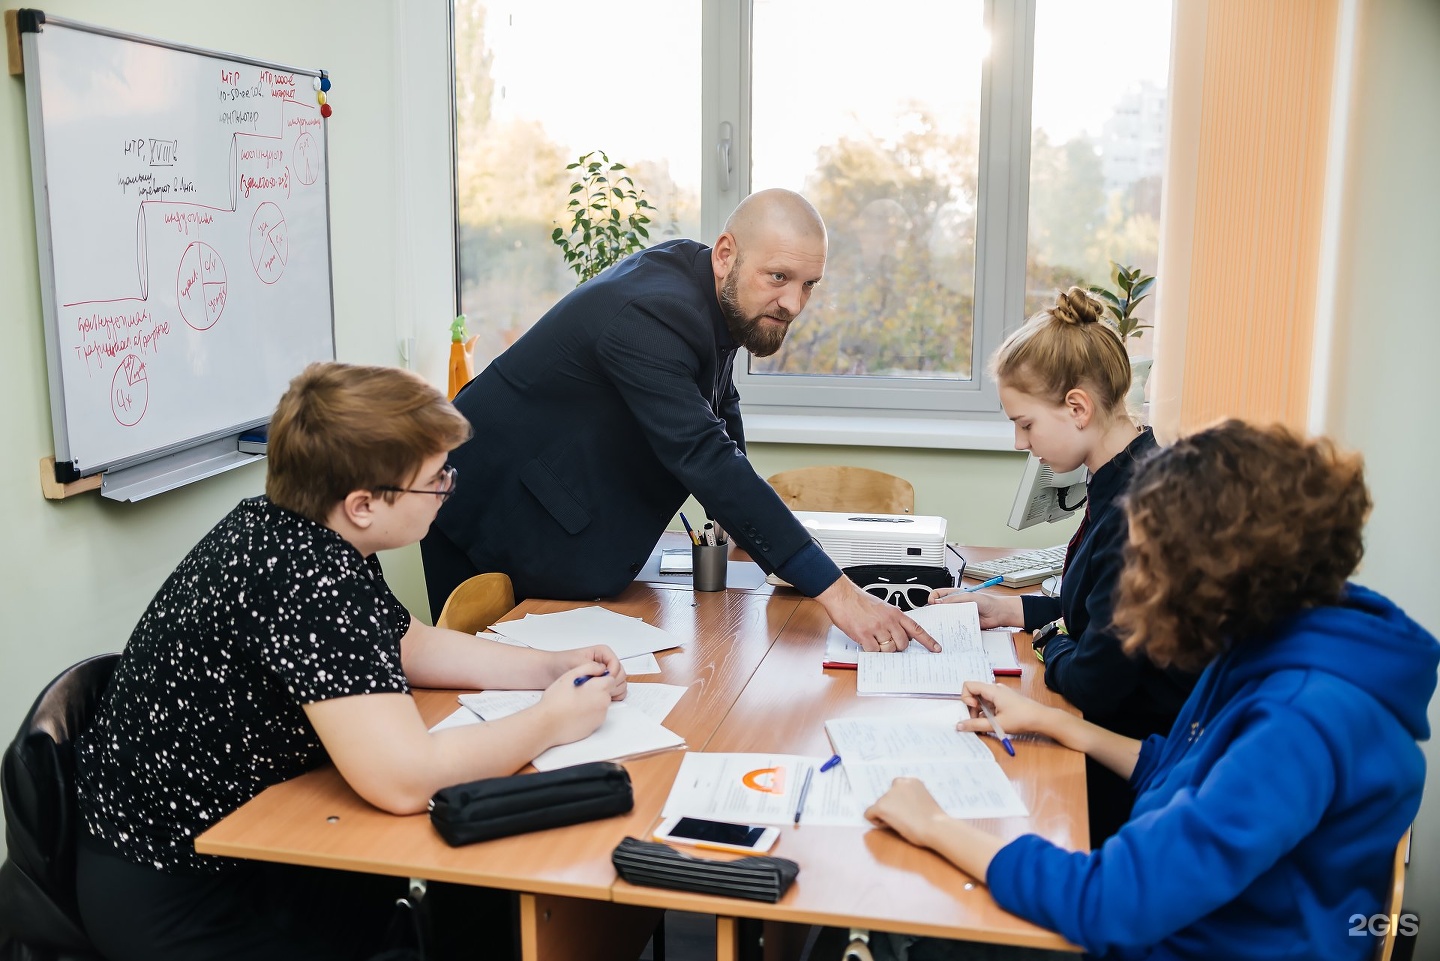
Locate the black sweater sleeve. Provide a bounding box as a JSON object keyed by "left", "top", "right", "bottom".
{"left": 1040, "top": 510, "right": 1141, "bottom": 720}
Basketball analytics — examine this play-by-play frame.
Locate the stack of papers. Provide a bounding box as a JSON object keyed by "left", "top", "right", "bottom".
{"left": 455, "top": 682, "right": 689, "bottom": 771}
{"left": 855, "top": 602, "right": 993, "bottom": 696}
{"left": 487, "top": 605, "right": 683, "bottom": 660}
{"left": 824, "top": 629, "right": 1020, "bottom": 676}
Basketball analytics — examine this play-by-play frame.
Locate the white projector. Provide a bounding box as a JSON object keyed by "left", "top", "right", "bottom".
{"left": 794, "top": 511, "right": 947, "bottom": 568}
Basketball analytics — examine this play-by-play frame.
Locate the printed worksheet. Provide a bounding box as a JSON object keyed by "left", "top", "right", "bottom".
{"left": 662, "top": 753, "right": 868, "bottom": 827}
{"left": 856, "top": 647, "right": 994, "bottom": 696}
{"left": 908, "top": 602, "right": 985, "bottom": 652}
{"left": 824, "top": 711, "right": 991, "bottom": 764}
{"left": 843, "top": 759, "right": 1028, "bottom": 819}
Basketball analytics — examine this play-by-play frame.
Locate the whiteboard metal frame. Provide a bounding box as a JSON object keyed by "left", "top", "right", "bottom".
{"left": 18, "top": 11, "right": 337, "bottom": 499}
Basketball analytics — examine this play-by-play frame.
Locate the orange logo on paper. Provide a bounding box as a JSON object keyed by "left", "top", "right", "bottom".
{"left": 741, "top": 766, "right": 787, "bottom": 794}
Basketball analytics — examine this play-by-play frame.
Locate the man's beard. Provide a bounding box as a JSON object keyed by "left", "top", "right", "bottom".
{"left": 719, "top": 269, "right": 792, "bottom": 358}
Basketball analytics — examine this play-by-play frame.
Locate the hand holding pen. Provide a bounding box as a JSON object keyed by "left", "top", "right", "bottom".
{"left": 957, "top": 680, "right": 1054, "bottom": 751}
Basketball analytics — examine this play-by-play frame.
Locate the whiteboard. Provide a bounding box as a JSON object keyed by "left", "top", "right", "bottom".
{"left": 20, "top": 13, "right": 335, "bottom": 477}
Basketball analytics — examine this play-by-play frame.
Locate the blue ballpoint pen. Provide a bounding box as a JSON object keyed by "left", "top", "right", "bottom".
{"left": 979, "top": 700, "right": 1016, "bottom": 756}
{"left": 964, "top": 575, "right": 1004, "bottom": 592}
{"left": 574, "top": 670, "right": 610, "bottom": 687}
{"left": 678, "top": 512, "right": 700, "bottom": 545}
{"left": 819, "top": 754, "right": 842, "bottom": 773}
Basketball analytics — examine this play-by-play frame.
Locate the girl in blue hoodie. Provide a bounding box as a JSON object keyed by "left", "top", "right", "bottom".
{"left": 867, "top": 420, "right": 1438, "bottom": 961}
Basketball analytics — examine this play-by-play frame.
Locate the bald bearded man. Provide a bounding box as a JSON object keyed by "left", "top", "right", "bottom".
{"left": 424, "top": 189, "right": 937, "bottom": 653}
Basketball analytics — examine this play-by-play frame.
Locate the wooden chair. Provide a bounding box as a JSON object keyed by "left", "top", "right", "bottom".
{"left": 766, "top": 466, "right": 915, "bottom": 515}
{"left": 1377, "top": 828, "right": 1410, "bottom": 961}
{"left": 434, "top": 572, "right": 516, "bottom": 635}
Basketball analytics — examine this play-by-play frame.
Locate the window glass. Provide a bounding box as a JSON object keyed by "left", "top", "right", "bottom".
{"left": 454, "top": 0, "right": 701, "bottom": 370}
{"left": 748, "top": 0, "right": 986, "bottom": 380}
{"left": 1026, "top": 0, "right": 1171, "bottom": 349}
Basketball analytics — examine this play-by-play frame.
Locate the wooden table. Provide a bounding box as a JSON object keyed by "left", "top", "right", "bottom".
{"left": 613, "top": 596, "right": 1083, "bottom": 955}
{"left": 196, "top": 543, "right": 1084, "bottom": 959}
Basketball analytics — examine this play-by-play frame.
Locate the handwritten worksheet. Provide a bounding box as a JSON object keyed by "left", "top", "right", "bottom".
{"left": 825, "top": 709, "right": 1029, "bottom": 819}
{"left": 856, "top": 647, "right": 994, "bottom": 696}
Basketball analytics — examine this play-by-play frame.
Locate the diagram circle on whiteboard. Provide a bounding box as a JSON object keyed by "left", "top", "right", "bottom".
{"left": 111, "top": 355, "right": 149, "bottom": 427}
{"left": 293, "top": 132, "right": 320, "bottom": 186}
{"left": 176, "top": 242, "right": 228, "bottom": 331}
{"left": 249, "top": 202, "right": 289, "bottom": 284}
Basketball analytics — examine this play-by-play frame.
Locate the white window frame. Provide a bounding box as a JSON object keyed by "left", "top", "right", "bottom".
{"left": 699, "top": 0, "right": 1038, "bottom": 427}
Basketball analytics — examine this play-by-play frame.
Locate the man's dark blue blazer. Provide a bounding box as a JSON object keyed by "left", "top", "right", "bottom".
{"left": 425, "top": 240, "right": 840, "bottom": 612}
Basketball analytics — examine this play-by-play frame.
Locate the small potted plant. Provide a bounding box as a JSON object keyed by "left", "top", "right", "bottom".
{"left": 550, "top": 151, "right": 655, "bottom": 285}
{"left": 1087, "top": 262, "right": 1155, "bottom": 411}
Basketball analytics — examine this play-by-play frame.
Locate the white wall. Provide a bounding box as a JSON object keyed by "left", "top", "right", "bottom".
{"left": 1325, "top": 0, "right": 1440, "bottom": 934}
{"left": 0, "top": 0, "right": 455, "bottom": 834}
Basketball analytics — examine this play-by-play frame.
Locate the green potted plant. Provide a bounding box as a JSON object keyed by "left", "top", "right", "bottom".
{"left": 550, "top": 150, "right": 655, "bottom": 285}
{"left": 1087, "top": 262, "right": 1155, "bottom": 411}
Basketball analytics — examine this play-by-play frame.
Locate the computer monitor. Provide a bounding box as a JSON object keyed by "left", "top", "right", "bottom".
{"left": 1006, "top": 454, "right": 1088, "bottom": 531}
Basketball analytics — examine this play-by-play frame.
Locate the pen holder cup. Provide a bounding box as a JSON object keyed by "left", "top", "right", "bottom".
{"left": 691, "top": 543, "right": 728, "bottom": 592}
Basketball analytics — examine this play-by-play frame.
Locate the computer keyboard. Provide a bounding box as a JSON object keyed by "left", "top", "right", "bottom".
{"left": 959, "top": 544, "right": 1067, "bottom": 588}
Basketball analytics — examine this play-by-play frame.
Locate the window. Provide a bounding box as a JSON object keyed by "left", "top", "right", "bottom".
{"left": 452, "top": 0, "right": 700, "bottom": 372}
{"left": 453, "top": 1, "right": 1171, "bottom": 423}
{"left": 1025, "top": 0, "right": 1170, "bottom": 358}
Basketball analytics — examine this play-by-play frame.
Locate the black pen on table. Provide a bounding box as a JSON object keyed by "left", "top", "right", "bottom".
{"left": 793, "top": 764, "right": 815, "bottom": 825}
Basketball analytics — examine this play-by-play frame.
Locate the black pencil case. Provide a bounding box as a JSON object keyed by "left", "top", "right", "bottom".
{"left": 611, "top": 836, "right": 800, "bottom": 903}
{"left": 428, "top": 761, "right": 633, "bottom": 846}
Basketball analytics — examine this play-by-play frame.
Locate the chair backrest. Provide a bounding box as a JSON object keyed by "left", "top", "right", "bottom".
{"left": 766, "top": 466, "right": 916, "bottom": 515}
{"left": 435, "top": 572, "right": 517, "bottom": 636}
{"left": 1376, "top": 828, "right": 1410, "bottom": 961}
{"left": 0, "top": 652, "right": 119, "bottom": 957}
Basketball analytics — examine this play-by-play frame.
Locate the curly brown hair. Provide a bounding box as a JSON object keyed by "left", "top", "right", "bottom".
{"left": 1114, "top": 420, "right": 1371, "bottom": 672}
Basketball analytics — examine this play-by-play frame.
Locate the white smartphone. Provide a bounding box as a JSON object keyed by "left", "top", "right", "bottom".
{"left": 652, "top": 816, "right": 780, "bottom": 854}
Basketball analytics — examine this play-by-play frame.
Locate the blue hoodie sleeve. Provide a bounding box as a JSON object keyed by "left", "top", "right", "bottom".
{"left": 985, "top": 705, "right": 1336, "bottom": 955}
{"left": 1127, "top": 734, "right": 1168, "bottom": 793}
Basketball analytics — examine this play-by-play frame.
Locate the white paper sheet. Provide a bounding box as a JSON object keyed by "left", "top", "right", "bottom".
{"left": 822, "top": 711, "right": 1029, "bottom": 819}
{"left": 907, "top": 602, "right": 984, "bottom": 652}
{"left": 486, "top": 606, "right": 683, "bottom": 659}
{"left": 429, "top": 706, "right": 482, "bottom": 733}
{"left": 983, "top": 630, "right": 1021, "bottom": 674}
{"left": 455, "top": 690, "right": 685, "bottom": 771}
{"left": 842, "top": 760, "right": 1028, "bottom": 819}
{"left": 528, "top": 702, "right": 685, "bottom": 771}
{"left": 824, "top": 712, "right": 991, "bottom": 764}
{"left": 620, "top": 653, "right": 662, "bottom": 676}
{"left": 856, "top": 646, "right": 994, "bottom": 696}
{"left": 661, "top": 752, "right": 867, "bottom": 827}
{"left": 459, "top": 682, "right": 687, "bottom": 725}
{"left": 828, "top": 629, "right": 1017, "bottom": 677}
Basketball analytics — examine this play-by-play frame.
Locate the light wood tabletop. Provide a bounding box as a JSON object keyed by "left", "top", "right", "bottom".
{"left": 194, "top": 541, "right": 1086, "bottom": 959}
{"left": 611, "top": 597, "right": 1084, "bottom": 952}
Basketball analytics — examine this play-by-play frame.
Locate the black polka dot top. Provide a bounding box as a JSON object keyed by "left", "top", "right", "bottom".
{"left": 75, "top": 496, "right": 412, "bottom": 875}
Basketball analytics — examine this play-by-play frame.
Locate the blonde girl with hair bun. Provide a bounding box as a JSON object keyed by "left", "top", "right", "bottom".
{"left": 931, "top": 287, "right": 1198, "bottom": 842}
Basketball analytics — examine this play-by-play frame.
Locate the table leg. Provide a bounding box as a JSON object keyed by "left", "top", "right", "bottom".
{"left": 518, "top": 893, "right": 660, "bottom": 961}
{"left": 716, "top": 916, "right": 740, "bottom": 961}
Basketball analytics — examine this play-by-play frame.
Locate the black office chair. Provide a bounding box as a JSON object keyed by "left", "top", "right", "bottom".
{"left": 0, "top": 653, "right": 119, "bottom": 961}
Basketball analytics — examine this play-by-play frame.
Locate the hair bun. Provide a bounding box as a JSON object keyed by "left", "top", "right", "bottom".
{"left": 1051, "top": 287, "right": 1103, "bottom": 326}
